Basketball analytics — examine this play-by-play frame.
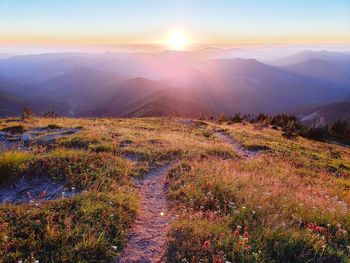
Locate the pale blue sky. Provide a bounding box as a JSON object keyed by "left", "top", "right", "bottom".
{"left": 0, "top": 0, "right": 349, "bottom": 45}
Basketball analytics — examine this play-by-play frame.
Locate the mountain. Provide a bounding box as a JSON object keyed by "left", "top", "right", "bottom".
{"left": 0, "top": 76, "right": 33, "bottom": 96}
{"left": 1, "top": 51, "right": 350, "bottom": 118}
{"left": 79, "top": 78, "right": 181, "bottom": 116}
{"left": 274, "top": 50, "right": 350, "bottom": 66}
{"left": 194, "top": 58, "right": 347, "bottom": 113}
{"left": 0, "top": 53, "right": 83, "bottom": 84}
{"left": 77, "top": 58, "right": 348, "bottom": 117}
{"left": 40, "top": 66, "right": 123, "bottom": 106}
{"left": 0, "top": 52, "right": 128, "bottom": 85}
{"left": 0, "top": 90, "right": 70, "bottom": 117}
{"left": 79, "top": 77, "right": 211, "bottom": 117}
{"left": 284, "top": 58, "right": 350, "bottom": 87}
{"left": 295, "top": 101, "right": 350, "bottom": 127}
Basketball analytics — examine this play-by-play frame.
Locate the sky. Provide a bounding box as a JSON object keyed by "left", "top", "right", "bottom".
{"left": 0, "top": 0, "right": 350, "bottom": 51}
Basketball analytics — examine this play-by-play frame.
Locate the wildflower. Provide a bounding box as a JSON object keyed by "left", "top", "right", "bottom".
{"left": 27, "top": 192, "right": 32, "bottom": 198}
{"left": 322, "top": 244, "right": 327, "bottom": 249}
{"left": 217, "top": 258, "right": 224, "bottom": 263}
{"left": 40, "top": 191, "right": 46, "bottom": 197}
{"left": 202, "top": 240, "right": 211, "bottom": 251}
{"left": 244, "top": 231, "right": 250, "bottom": 239}
{"left": 220, "top": 232, "right": 225, "bottom": 239}
{"left": 237, "top": 225, "right": 242, "bottom": 230}
{"left": 307, "top": 223, "right": 327, "bottom": 234}
{"left": 160, "top": 212, "right": 164, "bottom": 217}
{"left": 245, "top": 245, "right": 251, "bottom": 251}
{"left": 111, "top": 245, "right": 118, "bottom": 251}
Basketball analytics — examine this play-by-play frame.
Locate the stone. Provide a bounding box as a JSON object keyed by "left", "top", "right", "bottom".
{"left": 21, "top": 133, "right": 31, "bottom": 142}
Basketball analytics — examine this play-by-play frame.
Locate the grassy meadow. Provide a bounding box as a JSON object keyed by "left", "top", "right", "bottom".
{"left": 0, "top": 117, "right": 349, "bottom": 262}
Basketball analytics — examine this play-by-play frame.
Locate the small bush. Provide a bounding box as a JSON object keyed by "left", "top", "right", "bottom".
{"left": 43, "top": 111, "right": 57, "bottom": 118}
{"left": 329, "top": 120, "right": 350, "bottom": 140}
{"left": 1, "top": 125, "right": 26, "bottom": 134}
{"left": 0, "top": 152, "right": 31, "bottom": 184}
{"left": 22, "top": 107, "right": 34, "bottom": 119}
{"left": 61, "top": 137, "right": 95, "bottom": 149}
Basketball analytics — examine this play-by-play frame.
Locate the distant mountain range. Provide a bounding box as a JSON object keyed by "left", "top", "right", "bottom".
{"left": 0, "top": 90, "right": 69, "bottom": 117}
{"left": 0, "top": 49, "right": 349, "bottom": 121}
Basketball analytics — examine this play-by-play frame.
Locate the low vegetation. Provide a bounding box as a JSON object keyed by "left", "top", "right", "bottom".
{"left": 0, "top": 117, "right": 349, "bottom": 262}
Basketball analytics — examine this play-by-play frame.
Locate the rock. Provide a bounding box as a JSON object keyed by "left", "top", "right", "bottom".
{"left": 21, "top": 133, "right": 31, "bottom": 142}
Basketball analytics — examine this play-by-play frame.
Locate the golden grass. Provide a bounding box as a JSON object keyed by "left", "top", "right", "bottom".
{"left": 0, "top": 117, "right": 349, "bottom": 262}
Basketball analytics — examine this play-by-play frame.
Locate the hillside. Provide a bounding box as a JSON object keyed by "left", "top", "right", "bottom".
{"left": 0, "top": 90, "right": 70, "bottom": 117}
{"left": 296, "top": 101, "right": 350, "bottom": 127}
{"left": 284, "top": 58, "right": 350, "bottom": 87}
{"left": 0, "top": 117, "right": 349, "bottom": 262}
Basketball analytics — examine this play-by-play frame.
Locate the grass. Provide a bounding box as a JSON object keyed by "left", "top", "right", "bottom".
{"left": 0, "top": 151, "right": 32, "bottom": 184}
{"left": 0, "top": 117, "right": 349, "bottom": 262}
{"left": 167, "top": 157, "right": 350, "bottom": 262}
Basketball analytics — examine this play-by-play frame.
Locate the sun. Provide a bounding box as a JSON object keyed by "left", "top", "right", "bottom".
{"left": 168, "top": 30, "right": 189, "bottom": 51}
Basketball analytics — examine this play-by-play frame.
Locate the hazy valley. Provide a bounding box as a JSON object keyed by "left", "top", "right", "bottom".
{"left": 1, "top": 48, "right": 349, "bottom": 127}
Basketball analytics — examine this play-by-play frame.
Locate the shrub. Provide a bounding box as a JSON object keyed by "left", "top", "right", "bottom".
{"left": 282, "top": 120, "right": 303, "bottom": 139}
{"left": 329, "top": 120, "right": 350, "bottom": 140}
{"left": 257, "top": 113, "right": 269, "bottom": 123}
{"left": 43, "top": 111, "right": 57, "bottom": 118}
{"left": 229, "top": 113, "right": 243, "bottom": 123}
{"left": 271, "top": 114, "right": 297, "bottom": 128}
{"left": 0, "top": 152, "right": 31, "bottom": 184}
{"left": 22, "top": 107, "right": 34, "bottom": 119}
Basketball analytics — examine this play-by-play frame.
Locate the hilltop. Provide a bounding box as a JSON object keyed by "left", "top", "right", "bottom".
{"left": 0, "top": 117, "right": 349, "bottom": 262}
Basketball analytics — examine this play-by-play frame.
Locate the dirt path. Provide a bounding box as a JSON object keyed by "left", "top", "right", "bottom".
{"left": 117, "top": 164, "right": 172, "bottom": 263}
{"left": 216, "top": 132, "right": 257, "bottom": 158}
